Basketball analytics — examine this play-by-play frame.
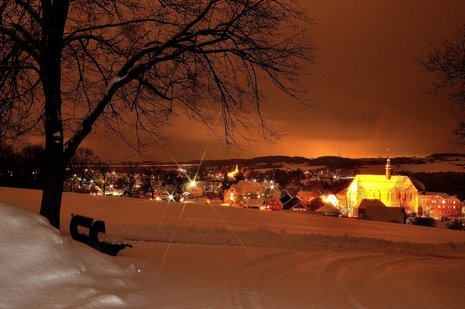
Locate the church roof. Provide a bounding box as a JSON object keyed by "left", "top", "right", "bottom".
{"left": 351, "top": 175, "right": 417, "bottom": 191}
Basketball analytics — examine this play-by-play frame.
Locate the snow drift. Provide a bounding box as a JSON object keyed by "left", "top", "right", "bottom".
{"left": 0, "top": 202, "right": 144, "bottom": 308}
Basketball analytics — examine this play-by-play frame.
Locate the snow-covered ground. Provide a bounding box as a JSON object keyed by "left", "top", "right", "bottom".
{"left": 1, "top": 186, "right": 465, "bottom": 308}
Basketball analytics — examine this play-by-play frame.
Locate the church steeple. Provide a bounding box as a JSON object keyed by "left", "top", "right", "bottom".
{"left": 385, "top": 158, "right": 392, "bottom": 180}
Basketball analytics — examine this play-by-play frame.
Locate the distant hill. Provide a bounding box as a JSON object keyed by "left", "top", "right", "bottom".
{"left": 140, "top": 153, "right": 465, "bottom": 170}
{"left": 184, "top": 156, "right": 311, "bottom": 168}
{"left": 181, "top": 154, "right": 434, "bottom": 169}
{"left": 429, "top": 153, "right": 465, "bottom": 159}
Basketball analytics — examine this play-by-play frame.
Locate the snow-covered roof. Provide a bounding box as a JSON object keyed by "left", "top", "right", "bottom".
{"left": 297, "top": 190, "right": 320, "bottom": 201}
{"left": 315, "top": 204, "right": 340, "bottom": 214}
{"left": 233, "top": 180, "right": 267, "bottom": 194}
{"left": 358, "top": 199, "right": 386, "bottom": 209}
{"left": 419, "top": 192, "right": 457, "bottom": 199}
{"left": 351, "top": 175, "right": 417, "bottom": 191}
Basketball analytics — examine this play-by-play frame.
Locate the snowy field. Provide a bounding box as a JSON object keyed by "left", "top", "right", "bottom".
{"left": 1, "top": 187, "right": 465, "bottom": 308}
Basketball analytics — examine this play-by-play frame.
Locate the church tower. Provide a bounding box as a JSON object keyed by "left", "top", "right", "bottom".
{"left": 385, "top": 158, "right": 392, "bottom": 180}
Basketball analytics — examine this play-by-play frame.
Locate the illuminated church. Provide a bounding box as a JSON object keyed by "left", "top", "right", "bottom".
{"left": 346, "top": 159, "right": 418, "bottom": 213}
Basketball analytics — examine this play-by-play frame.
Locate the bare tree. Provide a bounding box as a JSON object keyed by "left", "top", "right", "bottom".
{"left": 420, "top": 25, "right": 465, "bottom": 145}
{"left": 0, "top": 0, "right": 312, "bottom": 228}
{"left": 94, "top": 161, "right": 110, "bottom": 196}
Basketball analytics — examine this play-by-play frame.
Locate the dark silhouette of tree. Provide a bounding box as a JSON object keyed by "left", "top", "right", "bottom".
{"left": 420, "top": 26, "right": 465, "bottom": 146}
{"left": 0, "top": 143, "right": 44, "bottom": 188}
{"left": 19, "top": 144, "right": 45, "bottom": 186}
{"left": 94, "top": 162, "right": 111, "bottom": 196}
{"left": 0, "top": 0, "right": 312, "bottom": 228}
{"left": 0, "top": 143, "right": 15, "bottom": 183}
{"left": 121, "top": 161, "right": 139, "bottom": 197}
{"left": 141, "top": 168, "right": 159, "bottom": 199}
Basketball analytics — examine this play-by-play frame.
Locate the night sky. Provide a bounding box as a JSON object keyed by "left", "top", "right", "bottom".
{"left": 81, "top": 0, "right": 465, "bottom": 162}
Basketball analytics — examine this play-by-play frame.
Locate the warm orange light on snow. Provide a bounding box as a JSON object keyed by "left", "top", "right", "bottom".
{"left": 322, "top": 194, "right": 339, "bottom": 207}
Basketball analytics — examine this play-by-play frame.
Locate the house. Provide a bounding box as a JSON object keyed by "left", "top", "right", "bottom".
{"left": 346, "top": 158, "right": 418, "bottom": 213}
{"left": 223, "top": 187, "right": 239, "bottom": 204}
{"left": 357, "top": 198, "right": 405, "bottom": 223}
{"left": 223, "top": 180, "right": 279, "bottom": 206}
{"left": 315, "top": 204, "right": 341, "bottom": 217}
{"left": 356, "top": 198, "right": 386, "bottom": 217}
{"left": 264, "top": 196, "right": 284, "bottom": 211}
{"left": 246, "top": 198, "right": 266, "bottom": 210}
{"left": 234, "top": 180, "right": 264, "bottom": 197}
{"left": 280, "top": 193, "right": 292, "bottom": 205}
{"left": 418, "top": 192, "right": 463, "bottom": 219}
{"left": 297, "top": 190, "right": 320, "bottom": 204}
{"left": 234, "top": 180, "right": 280, "bottom": 199}
{"left": 184, "top": 181, "right": 205, "bottom": 197}
{"left": 283, "top": 196, "right": 308, "bottom": 211}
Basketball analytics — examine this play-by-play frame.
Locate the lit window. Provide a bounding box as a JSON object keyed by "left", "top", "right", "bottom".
{"left": 442, "top": 200, "right": 446, "bottom": 204}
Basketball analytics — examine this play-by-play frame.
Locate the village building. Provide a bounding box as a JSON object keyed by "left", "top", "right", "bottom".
{"left": 418, "top": 193, "right": 463, "bottom": 219}
{"left": 315, "top": 204, "right": 341, "bottom": 217}
{"left": 234, "top": 180, "right": 280, "bottom": 198}
{"left": 356, "top": 199, "right": 406, "bottom": 223}
{"left": 184, "top": 181, "right": 205, "bottom": 197}
{"left": 245, "top": 198, "right": 266, "bottom": 210}
{"left": 296, "top": 190, "right": 320, "bottom": 204}
{"left": 264, "top": 196, "right": 284, "bottom": 211}
{"left": 280, "top": 193, "right": 292, "bottom": 205}
{"left": 283, "top": 196, "right": 308, "bottom": 211}
{"left": 224, "top": 180, "right": 280, "bottom": 206}
{"left": 223, "top": 187, "right": 240, "bottom": 204}
{"left": 346, "top": 159, "right": 419, "bottom": 214}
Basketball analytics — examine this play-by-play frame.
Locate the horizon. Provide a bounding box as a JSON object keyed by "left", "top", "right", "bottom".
{"left": 87, "top": 151, "right": 465, "bottom": 164}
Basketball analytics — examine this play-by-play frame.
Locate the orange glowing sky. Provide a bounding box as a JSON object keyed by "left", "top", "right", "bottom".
{"left": 78, "top": 0, "right": 465, "bottom": 162}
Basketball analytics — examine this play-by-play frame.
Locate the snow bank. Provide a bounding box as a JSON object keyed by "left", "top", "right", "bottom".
{"left": 0, "top": 203, "right": 144, "bottom": 308}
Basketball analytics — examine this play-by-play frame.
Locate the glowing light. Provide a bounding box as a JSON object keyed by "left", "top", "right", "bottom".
{"left": 188, "top": 179, "right": 197, "bottom": 188}
{"left": 322, "top": 194, "right": 339, "bottom": 207}
{"left": 227, "top": 164, "right": 239, "bottom": 178}
{"left": 168, "top": 194, "right": 174, "bottom": 201}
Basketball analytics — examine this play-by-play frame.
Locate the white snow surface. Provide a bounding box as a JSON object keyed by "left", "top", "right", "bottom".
{"left": 0, "top": 202, "right": 144, "bottom": 308}
{"left": 1, "top": 187, "right": 465, "bottom": 308}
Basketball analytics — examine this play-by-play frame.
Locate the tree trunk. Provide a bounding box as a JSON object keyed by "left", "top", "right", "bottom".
{"left": 40, "top": 145, "right": 65, "bottom": 229}
{"left": 38, "top": 1, "right": 70, "bottom": 229}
